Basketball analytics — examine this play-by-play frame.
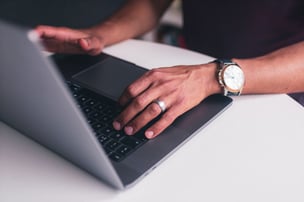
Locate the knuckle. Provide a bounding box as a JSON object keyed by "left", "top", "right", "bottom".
{"left": 175, "top": 96, "right": 185, "bottom": 105}
{"left": 147, "top": 69, "right": 161, "bottom": 78}
{"left": 125, "top": 84, "right": 137, "bottom": 98}
{"left": 149, "top": 103, "right": 161, "bottom": 116}
{"left": 133, "top": 96, "right": 146, "bottom": 109}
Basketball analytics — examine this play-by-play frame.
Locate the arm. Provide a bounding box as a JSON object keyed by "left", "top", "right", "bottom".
{"left": 114, "top": 41, "right": 304, "bottom": 139}
{"left": 90, "top": 0, "right": 174, "bottom": 47}
{"left": 235, "top": 41, "right": 304, "bottom": 94}
{"left": 36, "top": 0, "right": 173, "bottom": 55}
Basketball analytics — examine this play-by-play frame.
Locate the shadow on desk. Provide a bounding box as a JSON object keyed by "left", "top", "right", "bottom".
{"left": 0, "top": 122, "right": 118, "bottom": 201}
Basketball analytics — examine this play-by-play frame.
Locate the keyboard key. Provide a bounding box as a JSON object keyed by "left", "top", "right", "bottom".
{"left": 92, "top": 122, "right": 106, "bottom": 131}
{"left": 110, "top": 132, "right": 125, "bottom": 141}
{"left": 87, "top": 99, "right": 97, "bottom": 106}
{"left": 89, "top": 111, "right": 103, "bottom": 119}
{"left": 94, "top": 103, "right": 107, "bottom": 111}
{"left": 78, "top": 95, "right": 89, "bottom": 103}
{"left": 121, "top": 137, "right": 142, "bottom": 148}
{"left": 83, "top": 107, "right": 93, "bottom": 114}
{"left": 98, "top": 134, "right": 110, "bottom": 145}
{"left": 66, "top": 81, "right": 149, "bottom": 162}
{"left": 101, "top": 127, "right": 114, "bottom": 135}
{"left": 109, "top": 153, "right": 122, "bottom": 161}
{"left": 116, "top": 145, "right": 132, "bottom": 156}
{"left": 105, "top": 140, "right": 121, "bottom": 150}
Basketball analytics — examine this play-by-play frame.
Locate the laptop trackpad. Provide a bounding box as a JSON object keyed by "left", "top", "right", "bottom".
{"left": 72, "top": 56, "right": 147, "bottom": 101}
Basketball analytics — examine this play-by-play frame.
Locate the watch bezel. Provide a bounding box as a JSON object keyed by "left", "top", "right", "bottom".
{"left": 221, "top": 64, "right": 245, "bottom": 92}
{"left": 215, "top": 59, "right": 245, "bottom": 96}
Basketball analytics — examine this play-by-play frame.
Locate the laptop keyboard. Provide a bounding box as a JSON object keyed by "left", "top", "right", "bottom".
{"left": 66, "top": 81, "right": 148, "bottom": 162}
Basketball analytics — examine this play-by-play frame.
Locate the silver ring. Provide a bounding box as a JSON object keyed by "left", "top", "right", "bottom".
{"left": 153, "top": 99, "right": 167, "bottom": 113}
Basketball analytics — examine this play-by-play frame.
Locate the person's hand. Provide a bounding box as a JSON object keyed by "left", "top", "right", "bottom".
{"left": 112, "top": 63, "right": 221, "bottom": 139}
{"left": 35, "top": 25, "right": 105, "bottom": 55}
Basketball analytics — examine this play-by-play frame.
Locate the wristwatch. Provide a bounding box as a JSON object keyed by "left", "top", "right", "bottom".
{"left": 214, "top": 59, "right": 245, "bottom": 96}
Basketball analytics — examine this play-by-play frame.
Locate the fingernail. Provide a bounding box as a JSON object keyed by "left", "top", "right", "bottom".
{"left": 125, "top": 126, "right": 133, "bottom": 135}
{"left": 113, "top": 121, "right": 121, "bottom": 130}
{"left": 145, "top": 131, "right": 154, "bottom": 139}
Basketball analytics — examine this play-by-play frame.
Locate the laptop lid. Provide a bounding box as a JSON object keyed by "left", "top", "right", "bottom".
{"left": 0, "top": 20, "right": 124, "bottom": 189}
{"left": 0, "top": 19, "right": 233, "bottom": 189}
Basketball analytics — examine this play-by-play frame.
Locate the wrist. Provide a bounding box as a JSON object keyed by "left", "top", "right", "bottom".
{"left": 203, "top": 62, "right": 222, "bottom": 96}
{"left": 89, "top": 19, "right": 135, "bottom": 47}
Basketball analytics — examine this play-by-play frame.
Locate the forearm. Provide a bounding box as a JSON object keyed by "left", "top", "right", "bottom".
{"left": 233, "top": 41, "right": 304, "bottom": 94}
{"left": 90, "top": 0, "right": 173, "bottom": 46}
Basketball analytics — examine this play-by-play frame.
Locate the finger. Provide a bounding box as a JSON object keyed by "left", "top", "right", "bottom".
{"left": 79, "top": 37, "right": 104, "bottom": 55}
{"left": 35, "top": 25, "right": 55, "bottom": 38}
{"left": 118, "top": 69, "right": 164, "bottom": 106}
{"left": 113, "top": 85, "right": 165, "bottom": 131}
{"left": 118, "top": 75, "right": 151, "bottom": 106}
{"left": 78, "top": 38, "right": 89, "bottom": 50}
{"left": 40, "top": 34, "right": 103, "bottom": 55}
{"left": 122, "top": 96, "right": 169, "bottom": 135}
{"left": 36, "top": 25, "right": 67, "bottom": 40}
{"left": 36, "top": 25, "right": 87, "bottom": 41}
{"left": 143, "top": 92, "right": 189, "bottom": 139}
{"left": 42, "top": 38, "right": 82, "bottom": 54}
{"left": 144, "top": 108, "right": 182, "bottom": 139}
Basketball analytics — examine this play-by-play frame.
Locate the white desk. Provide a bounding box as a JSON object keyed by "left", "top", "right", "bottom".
{"left": 1, "top": 39, "right": 304, "bottom": 202}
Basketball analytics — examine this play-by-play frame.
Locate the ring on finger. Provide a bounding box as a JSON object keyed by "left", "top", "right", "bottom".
{"left": 152, "top": 99, "right": 167, "bottom": 113}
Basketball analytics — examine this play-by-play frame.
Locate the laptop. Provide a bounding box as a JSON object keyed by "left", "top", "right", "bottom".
{"left": 0, "top": 20, "right": 232, "bottom": 189}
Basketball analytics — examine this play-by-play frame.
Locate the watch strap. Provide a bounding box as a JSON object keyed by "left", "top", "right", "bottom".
{"left": 214, "top": 58, "right": 234, "bottom": 65}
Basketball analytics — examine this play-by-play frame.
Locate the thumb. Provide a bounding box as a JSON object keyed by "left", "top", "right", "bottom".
{"left": 79, "top": 37, "right": 103, "bottom": 56}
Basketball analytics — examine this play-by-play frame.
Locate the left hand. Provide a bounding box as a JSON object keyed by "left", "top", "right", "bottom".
{"left": 112, "top": 63, "right": 220, "bottom": 139}
{"left": 35, "top": 25, "right": 106, "bottom": 55}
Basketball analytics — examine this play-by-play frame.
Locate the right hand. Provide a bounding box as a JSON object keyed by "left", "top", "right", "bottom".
{"left": 35, "top": 25, "right": 105, "bottom": 55}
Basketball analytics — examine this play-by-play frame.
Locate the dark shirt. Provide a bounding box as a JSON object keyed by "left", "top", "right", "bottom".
{"left": 182, "top": 0, "right": 304, "bottom": 58}
{"left": 182, "top": 0, "right": 304, "bottom": 106}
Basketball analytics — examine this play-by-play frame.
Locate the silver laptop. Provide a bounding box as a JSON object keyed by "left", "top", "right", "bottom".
{"left": 0, "top": 20, "right": 232, "bottom": 189}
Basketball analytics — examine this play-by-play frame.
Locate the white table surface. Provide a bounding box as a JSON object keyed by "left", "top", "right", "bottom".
{"left": 1, "top": 39, "right": 304, "bottom": 202}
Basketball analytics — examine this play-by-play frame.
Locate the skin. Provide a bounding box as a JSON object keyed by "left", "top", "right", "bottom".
{"left": 35, "top": 0, "right": 304, "bottom": 139}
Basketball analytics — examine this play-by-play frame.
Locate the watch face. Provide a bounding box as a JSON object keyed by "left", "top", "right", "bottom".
{"left": 223, "top": 64, "right": 245, "bottom": 91}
